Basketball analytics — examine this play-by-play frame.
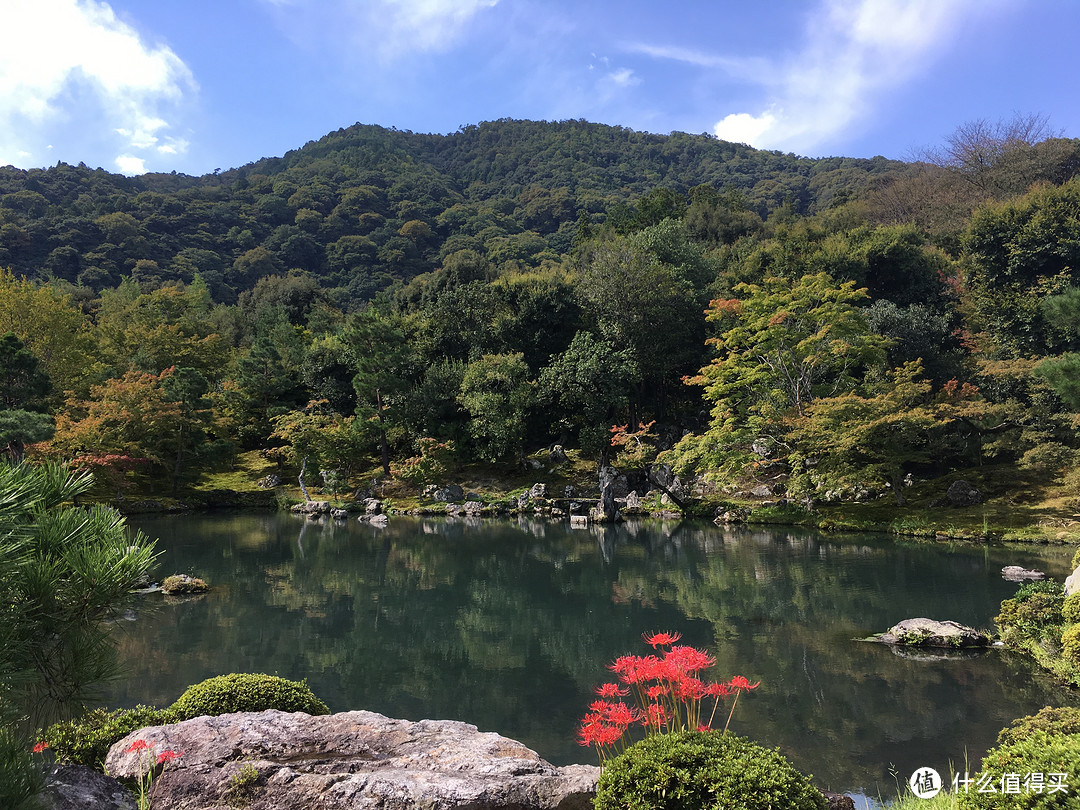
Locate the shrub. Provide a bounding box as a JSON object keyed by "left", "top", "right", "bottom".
{"left": 39, "top": 705, "right": 176, "bottom": 769}
{"left": 957, "top": 730, "right": 1080, "bottom": 809}
{"left": 997, "top": 706, "right": 1080, "bottom": 746}
{"left": 1071, "top": 545, "right": 1080, "bottom": 570}
{"left": 169, "top": 673, "right": 330, "bottom": 720}
{"left": 1063, "top": 593, "right": 1080, "bottom": 624}
{"left": 594, "top": 730, "right": 826, "bottom": 810}
{"left": 996, "top": 590, "right": 1065, "bottom": 637}
{"left": 1061, "top": 625, "right": 1080, "bottom": 665}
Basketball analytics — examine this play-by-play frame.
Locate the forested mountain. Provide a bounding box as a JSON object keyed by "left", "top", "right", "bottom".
{"left": 0, "top": 120, "right": 900, "bottom": 305}
{"left": 2, "top": 116, "right": 1080, "bottom": 510}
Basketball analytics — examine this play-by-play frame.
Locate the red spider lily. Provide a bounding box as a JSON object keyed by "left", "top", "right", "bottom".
{"left": 156, "top": 749, "right": 181, "bottom": 765}
{"left": 729, "top": 675, "right": 760, "bottom": 691}
{"left": 579, "top": 632, "right": 761, "bottom": 766}
{"left": 32, "top": 741, "right": 48, "bottom": 753}
{"left": 127, "top": 739, "right": 150, "bottom": 753}
{"left": 604, "top": 702, "right": 640, "bottom": 728}
{"left": 642, "top": 630, "right": 682, "bottom": 648}
{"left": 643, "top": 703, "right": 668, "bottom": 729}
{"left": 706, "top": 681, "right": 732, "bottom": 698}
{"left": 595, "top": 682, "right": 629, "bottom": 698}
{"left": 665, "top": 645, "right": 715, "bottom": 674}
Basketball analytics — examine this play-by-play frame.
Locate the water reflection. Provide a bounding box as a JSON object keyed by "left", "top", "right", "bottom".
{"left": 109, "top": 513, "right": 1076, "bottom": 802}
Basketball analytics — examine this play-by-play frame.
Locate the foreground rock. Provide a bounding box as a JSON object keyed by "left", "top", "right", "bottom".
{"left": 105, "top": 709, "right": 599, "bottom": 810}
{"left": 41, "top": 764, "right": 136, "bottom": 810}
{"left": 873, "top": 618, "right": 990, "bottom": 648}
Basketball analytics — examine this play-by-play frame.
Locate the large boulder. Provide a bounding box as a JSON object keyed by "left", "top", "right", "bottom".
{"left": 1066, "top": 565, "right": 1080, "bottom": 597}
{"left": 105, "top": 710, "right": 598, "bottom": 810}
{"left": 945, "top": 480, "right": 983, "bottom": 507}
{"left": 41, "top": 764, "right": 137, "bottom": 810}
{"left": 874, "top": 618, "right": 990, "bottom": 648}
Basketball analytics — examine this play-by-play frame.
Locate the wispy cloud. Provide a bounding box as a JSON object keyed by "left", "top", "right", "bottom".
{"left": 0, "top": 0, "right": 195, "bottom": 172}
{"left": 700, "top": 0, "right": 985, "bottom": 154}
{"left": 261, "top": 0, "right": 501, "bottom": 61}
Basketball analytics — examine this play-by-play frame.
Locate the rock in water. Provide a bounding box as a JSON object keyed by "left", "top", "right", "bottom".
{"left": 105, "top": 709, "right": 599, "bottom": 810}
{"left": 874, "top": 618, "right": 990, "bottom": 648}
{"left": 1001, "top": 565, "right": 1047, "bottom": 582}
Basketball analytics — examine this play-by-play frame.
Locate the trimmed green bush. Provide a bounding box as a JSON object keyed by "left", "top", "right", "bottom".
{"left": 1063, "top": 593, "right": 1080, "bottom": 624}
{"left": 594, "top": 731, "right": 826, "bottom": 810}
{"left": 169, "top": 673, "right": 330, "bottom": 720}
{"left": 997, "top": 706, "right": 1080, "bottom": 746}
{"left": 996, "top": 588, "right": 1065, "bottom": 638}
{"left": 1070, "top": 545, "right": 1080, "bottom": 570}
{"left": 40, "top": 705, "right": 176, "bottom": 769}
{"left": 1061, "top": 625, "right": 1080, "bottom": 665}
{"left": 957, "top": 730, "right": 1080, "bottom": 809}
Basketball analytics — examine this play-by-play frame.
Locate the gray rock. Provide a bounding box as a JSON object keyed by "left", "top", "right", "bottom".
{"left": 105, "top": 710, "right": 598, "bottom": 810}
{"left": 529, "top": 483, "right": 546, "bottom": 499}
{"left": 563, "top": 485, "right": 575, "bottom": 498}
{"left": 256, "top": 474, "right": 281, "bottom": 489}
{"left": 363, "top": 498, "right": 382, "bottom": 514}
{"left": 463, "top": 500, "right": 483, "bottom": 516}
{"left": 625, "top": 491, "right": 642, "bottom": 510}
{"left": 41, "top": 763, "right": 137, "bottom": 810}
{"left": 433, "top": 484, "right": 464, "bottom": 503}
{"left": 875, "top": 618, "right": 990, "bottom": 648}
{"left": 330, "top": 509, "right": 349, "bottom": 520}
{"left": 1066, "top": 565, "right": 1080, "bottom": 597}
{"left": 945, "top": 480, "right": 983, "bottom": 507}
{"left": 1001, "top": 565, "right": 1047, "bottom": 582}
{"left": 517, "top": 492, "right": 530, "bottom": 510}
{"left": 548, "top": 445, "right": 568, "bottom": 464}
{"left": 647, "top": 463, "right": 688, "bottom": 508}
{"left": 749, "top": 484, "right": 774, "bottom": 498}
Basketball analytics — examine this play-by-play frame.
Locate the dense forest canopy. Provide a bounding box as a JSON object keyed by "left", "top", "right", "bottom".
{"left": 2, "top": 116, "right": 1080, "bottom": 504}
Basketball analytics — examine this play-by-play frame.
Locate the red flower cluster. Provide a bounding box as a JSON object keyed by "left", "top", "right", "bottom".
{"left": 577, "top": 631, "right": 760, "bottom": 763}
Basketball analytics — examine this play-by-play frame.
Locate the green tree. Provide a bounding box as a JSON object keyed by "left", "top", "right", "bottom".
{"left": 788, "top": 362, "right": 948, "bottom": 505}
{"left": 686, "top": 272, "right": 887, "bottom": 479}
{"left": 0, "top": 332, "right": 55, "bottom": 460}
{"left": 0, "top": 462, "right": 156, "bottom": 808}
{"left": 458, "top": 353, "right": 533, "bottom": 463}
{"left": 341, "top": 309, "right": 415, "bottom": 476}
{"left": 539, "top": 331, "right": 638, "bottom": 462}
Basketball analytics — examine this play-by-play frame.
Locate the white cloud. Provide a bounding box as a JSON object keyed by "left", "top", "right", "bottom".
{"left": 115, "top": 154, "right": 146, "bottom": 174}
{"left": 0, "top": 0, "right": 195, "bottom": 169}
{"left": 379, "top": 0, "right": 500, "bottom": 53}
{"left": 262, "top": 0, "right": 500, "bottom": 61}
{"left": 705, "top": 0, "right": 984, "bottom": 153}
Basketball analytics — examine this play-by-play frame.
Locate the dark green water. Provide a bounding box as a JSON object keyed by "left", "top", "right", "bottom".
{"left": 109, "top": 512, "right": 1076, "bottom": 802}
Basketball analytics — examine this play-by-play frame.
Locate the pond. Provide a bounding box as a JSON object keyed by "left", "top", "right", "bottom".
{"left": 108, "top": 512, "right": 1077, "bottom": 804}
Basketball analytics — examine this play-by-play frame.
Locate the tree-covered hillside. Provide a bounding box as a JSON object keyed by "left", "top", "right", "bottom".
{"left": 0, "top": 120, "right": 900, "bottom": 306}
{"left": 2, "top": 116, "right": 1080, "bottom": 517}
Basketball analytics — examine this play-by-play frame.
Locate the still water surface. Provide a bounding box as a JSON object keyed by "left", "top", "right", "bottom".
{"left": 110, "top": 512, "right": 1077, "bottom": 802}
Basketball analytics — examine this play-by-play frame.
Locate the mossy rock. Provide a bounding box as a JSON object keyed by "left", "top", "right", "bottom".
{"left": 169, "top": 673, "right": 330, "bottom": 720}
{"left": 161, "top": 574, "right": 209, "bottom": 594}
{"left": 594, "top": 730, "right": 826, "bottom": 810}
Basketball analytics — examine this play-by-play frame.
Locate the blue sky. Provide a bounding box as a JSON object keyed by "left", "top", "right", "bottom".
{"left": 1, "top": 0, "right": 1076, "bottom": 176}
